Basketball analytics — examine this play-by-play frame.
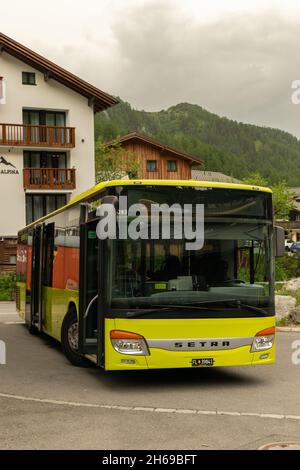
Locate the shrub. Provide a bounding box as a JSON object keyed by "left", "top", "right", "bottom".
{"left": 275, "top": 254, "right": 300, "bottom": 281}
{"left": 0, "top": 273, "right": 16, "bottom": 301}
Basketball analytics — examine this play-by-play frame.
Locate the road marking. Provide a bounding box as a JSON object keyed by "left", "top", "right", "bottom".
{"left": 0, "top": 392, "right": 300, "bottom": 421}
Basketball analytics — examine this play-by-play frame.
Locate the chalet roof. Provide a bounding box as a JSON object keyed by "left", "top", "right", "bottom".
{"left": 191, "top": 170, "right": 240, "bottom": 183}
{"left": 106, "top": 132, "right": 204, "bottom": 165}
{"left": 0, "top": 32, "right": 118, "bottom": 112}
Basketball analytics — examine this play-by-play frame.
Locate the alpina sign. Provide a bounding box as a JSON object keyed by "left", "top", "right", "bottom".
{"left": 0, "top": 156, "right": 19, "bottom": 174}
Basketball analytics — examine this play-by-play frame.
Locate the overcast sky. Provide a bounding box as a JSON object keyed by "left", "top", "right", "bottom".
{"left": 2, "top": 0, "right": 300, "bottom": 136}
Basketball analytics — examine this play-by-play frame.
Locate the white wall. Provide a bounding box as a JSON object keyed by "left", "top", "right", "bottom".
{"left": 0, "top": 52, "right": 96, "bottom": 236}
{"left": 0, "top": 148, "right": 25, "bottom": 236}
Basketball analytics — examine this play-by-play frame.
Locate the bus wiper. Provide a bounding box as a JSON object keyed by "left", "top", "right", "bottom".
{"left": 125, "top": 307, "right": 175, "bottom": 318}
{"left": 224, "top": 300, "right": 268, "bottom": 316}
{"left": 187, "top": 299, "right": 268, "bottom": 316}
{"left": 125, "top": 300, "right": 238, "bottom": 318}
{"left": 125, "top": 299, "right": 268, "bottom": 318}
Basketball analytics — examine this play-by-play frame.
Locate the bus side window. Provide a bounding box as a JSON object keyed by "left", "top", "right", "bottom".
{"left": 43, "top": 223, "right": 55, "bottom": 287}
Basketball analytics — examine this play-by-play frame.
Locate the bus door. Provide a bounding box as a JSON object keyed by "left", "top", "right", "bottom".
{"left": 30, "top": 225, "right": 43, "bottom": 332}
{"left": 78, "top": 218, "right": 104, "bottom": 366}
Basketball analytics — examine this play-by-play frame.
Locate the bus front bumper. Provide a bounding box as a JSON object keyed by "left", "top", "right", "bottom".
{"left": 104, "top": 318, "right": 276, "bottom": 371}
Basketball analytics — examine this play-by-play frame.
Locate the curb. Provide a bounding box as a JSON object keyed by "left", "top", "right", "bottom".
{"left": 276, "top": 326, "right": 300, "bottom": 332}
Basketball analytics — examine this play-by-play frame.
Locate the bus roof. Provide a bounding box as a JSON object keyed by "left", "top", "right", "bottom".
{"left": 21, "top": 179, "right": 272, "bottom": 232}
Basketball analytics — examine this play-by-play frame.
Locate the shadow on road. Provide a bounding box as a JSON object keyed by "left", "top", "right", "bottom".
{"left": 94, "top": 366, "right": 264, "bottom": 390}
{"left": 32, "top": 326, "right": 265, "bottom": 390}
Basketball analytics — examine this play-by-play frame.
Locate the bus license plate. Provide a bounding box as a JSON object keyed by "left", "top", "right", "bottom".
{"left": 191, "top": 358, "right": 214, "bottom": 367}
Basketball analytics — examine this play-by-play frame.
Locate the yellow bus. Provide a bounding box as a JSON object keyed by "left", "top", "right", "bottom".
{"left": 16, "top": 180, "right": 284, "bottom": 370}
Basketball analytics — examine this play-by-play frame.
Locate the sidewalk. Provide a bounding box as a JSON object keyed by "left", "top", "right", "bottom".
{"left": 0, "top": 301, "right": 21, "bottom": 324}
{"left": 276, "top": 326, "right": 300, "bottom": 332}
{"left": 0, "top": 301, "right": 16, "bottom": 314}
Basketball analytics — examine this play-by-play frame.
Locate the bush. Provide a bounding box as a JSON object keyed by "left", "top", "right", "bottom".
{"left": 0, "top": 273, "right": 16, "bottom": 301}
{"left": 275, "top": 254, "right": 300, "bottom": 281}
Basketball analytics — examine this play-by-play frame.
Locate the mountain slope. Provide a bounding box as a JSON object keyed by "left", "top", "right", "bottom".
{"left": 94, "top": 100, "right": 300, "bottom": 185}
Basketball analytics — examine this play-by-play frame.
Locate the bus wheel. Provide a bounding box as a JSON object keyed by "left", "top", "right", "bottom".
{"left": 61, "top": 308, "right": 92, "bottom": 367}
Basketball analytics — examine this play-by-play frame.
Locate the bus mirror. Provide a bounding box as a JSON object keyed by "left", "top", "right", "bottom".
{"left": 95, "top": 195, "right": 119, "bottom": 220}
{"left": 100, "top": 195, "right": 119, "bottom": 207}
{"left": 80, "top": 203, "right": 92, "bottom": 224}
{"left": 80, "top": 197, "right": 119, "bottom": 223}
{"left": 274, "top": 226, "right": 285, "bottom": 257}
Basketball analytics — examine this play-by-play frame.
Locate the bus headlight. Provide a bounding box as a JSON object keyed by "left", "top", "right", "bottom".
{"left": 251, "top": 327, "right": 275, "bottom": 352}
{"left": 110, "top": 330, "right": 149, "bottom": 355}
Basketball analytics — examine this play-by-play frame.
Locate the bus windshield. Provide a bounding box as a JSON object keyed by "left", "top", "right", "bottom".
{"left": 108, "top": 186, "right": 274, "bottom": 317}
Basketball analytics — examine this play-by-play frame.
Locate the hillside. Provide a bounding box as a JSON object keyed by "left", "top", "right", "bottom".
{"left": 95, "top": 100, "right": 300, "bottom": 185}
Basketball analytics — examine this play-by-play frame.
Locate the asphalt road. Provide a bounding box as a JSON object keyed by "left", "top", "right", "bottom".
{"left": 0, "top": 302, "right": 300, "bottom": 450}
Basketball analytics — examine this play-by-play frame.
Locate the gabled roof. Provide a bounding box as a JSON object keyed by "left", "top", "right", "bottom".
{"left": 0, "top": 32, "right": 118, "bottom": 112}
{"left": 105, "top": 132, "right": 204, "bottom": 165}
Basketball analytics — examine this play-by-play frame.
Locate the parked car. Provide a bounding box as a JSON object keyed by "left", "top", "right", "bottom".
{"left": 290, "top": 242, "right": 300, "bottom": 253}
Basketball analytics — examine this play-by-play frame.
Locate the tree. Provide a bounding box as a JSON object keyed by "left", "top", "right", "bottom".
{"left": 242, "top": 173, "right": 295, "bottom": 220}
{"left": 95, "top": 141, "right": 140, "bottom": 183}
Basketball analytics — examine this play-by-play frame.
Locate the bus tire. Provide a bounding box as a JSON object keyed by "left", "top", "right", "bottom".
{"left": 61, "top": 307, "right": 92, "bottom": 367}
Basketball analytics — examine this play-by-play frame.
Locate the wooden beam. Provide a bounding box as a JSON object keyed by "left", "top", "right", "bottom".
{"left": 88, "top": 96, "right": 95, "bottom": 108}
{"left": 44, "top": 70, "right": 51, "bottom": 82}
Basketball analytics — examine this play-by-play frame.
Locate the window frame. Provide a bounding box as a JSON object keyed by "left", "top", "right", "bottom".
{"left": 146, "top": 160, "right": 158, "bottom": 172}
{"left": 22, "top": 72, "right": 36, "bottom": 86}
{"left": 23, "top": 109, "right": 66, "bottom": 126}
{"left": 23, "top": 151, "right": 67, "bottom": 169}
{"left": 167, "top": 160, "right": 177, "bottom": 172}
{"left": 25, "top": 194, "right": 67, "bottom": 225}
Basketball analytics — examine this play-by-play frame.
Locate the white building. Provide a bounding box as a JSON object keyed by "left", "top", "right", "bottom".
{"left": 0, "top": 32, "right": 118, "bottom": 272}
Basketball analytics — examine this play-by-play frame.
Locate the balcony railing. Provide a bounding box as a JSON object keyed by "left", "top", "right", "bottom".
{"left": 0, "top": 123, "right": 75, "bottom": 148}
{"left": 277, "top": 220, "right": 300, "bottom": 230}
{"left": 23, "top": 168, "right": 76, "bottom": 190}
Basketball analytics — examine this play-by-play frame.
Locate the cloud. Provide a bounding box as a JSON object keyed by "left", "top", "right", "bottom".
{"left": 106, "top": 4, "right": 300, "bottom": 137}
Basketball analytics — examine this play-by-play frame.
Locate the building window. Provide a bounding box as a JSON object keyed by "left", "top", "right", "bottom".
{"left": 22, "top": 72, "right": 36, "bottom": 85}
{"left": 23, "top": 110, "right": 66, "bottom": 126}
{"left": 0, "top": 77, "right": 5, "bottom": 104}
{"left": 22, "top": 110, "right": 67, "bottom": 145}
{"left": 9, "top": 255, "right": 16, "bottom": 265}
{"left": 25, "top": 194, "right": 67, "bottom": 225}
{"left": 24, "top": 151, "right": 67, "bottom": 168}
{"left": 147, "top": 160, "right": 157, "bottom": 172}
{"left": 167, "top": 160, "right": 177, "bottom": 172}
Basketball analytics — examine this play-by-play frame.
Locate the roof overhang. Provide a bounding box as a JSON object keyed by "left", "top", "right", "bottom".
{"left": 0, "top": 32, "right": 119, "bottom": 112}
{"left": 105, "top": 132, "right": 204, "bottom": 165}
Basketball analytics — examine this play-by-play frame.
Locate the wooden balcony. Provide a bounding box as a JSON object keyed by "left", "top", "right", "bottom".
{"left": 0, "top": 123, "right": 75, "bottom": 148}
{"left": 277, "top": 220, "right": 300, "bottom": 230}
{"left": 23, "top": 168, "right": 76, "bottom": 190}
